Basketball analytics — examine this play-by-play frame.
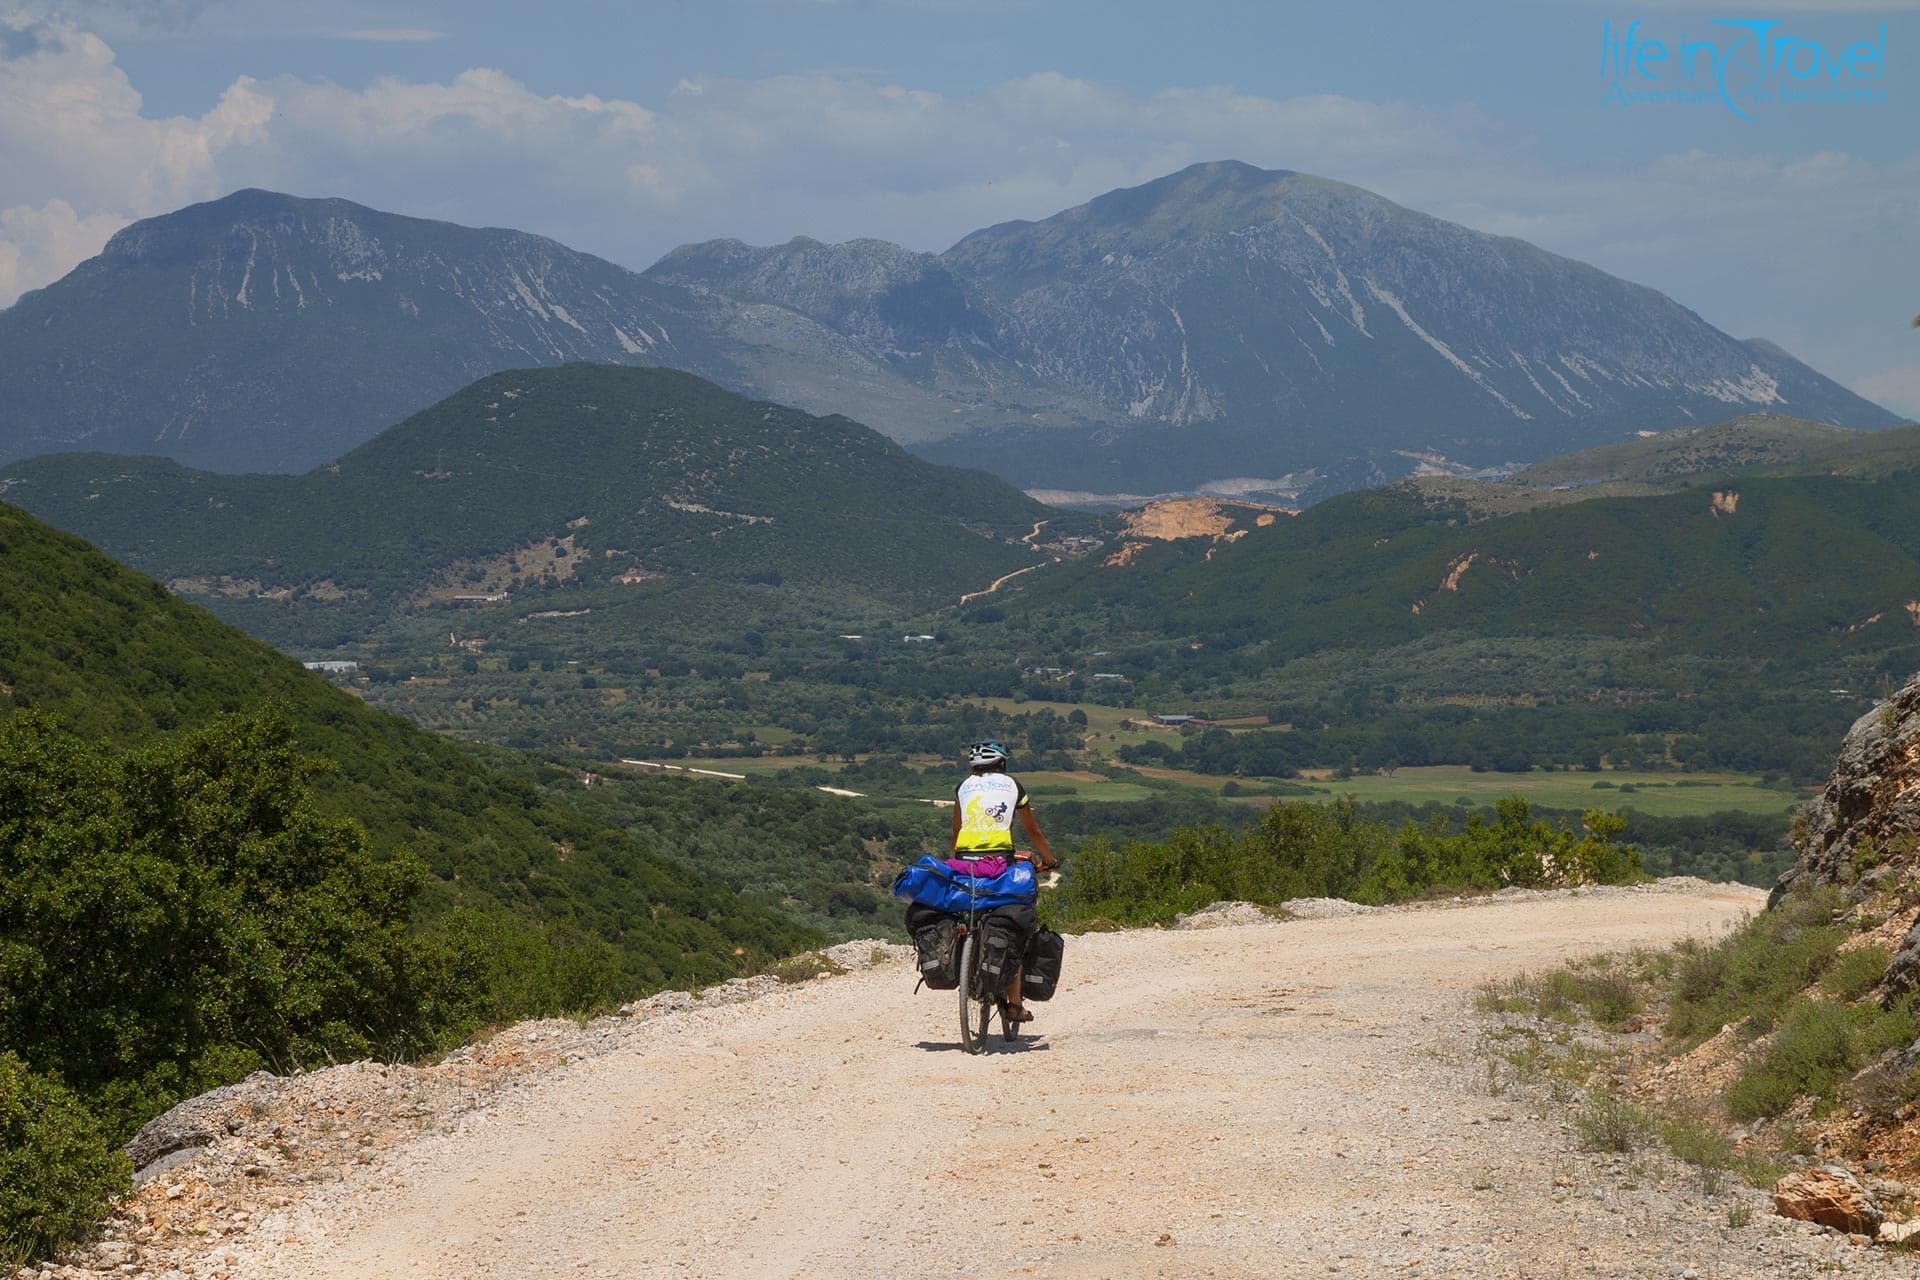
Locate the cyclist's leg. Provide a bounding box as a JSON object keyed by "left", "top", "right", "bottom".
{"left": 991, "top": 901, "right": 1037, "bottom": 1021}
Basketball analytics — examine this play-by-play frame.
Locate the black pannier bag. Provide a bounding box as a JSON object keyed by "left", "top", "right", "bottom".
{"left": 978, "top": 908, "right": 1032, "bottom": 987}
{"left": 1021, "top": 928, "right": 1065, "bottom": 1002}
{"left": 906, "top": 904, "right": 962, "bottom": 990}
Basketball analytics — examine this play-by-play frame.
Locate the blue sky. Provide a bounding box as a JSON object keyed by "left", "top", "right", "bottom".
{"left": 3, "top": 0, "right": 1917, "bottom": 412}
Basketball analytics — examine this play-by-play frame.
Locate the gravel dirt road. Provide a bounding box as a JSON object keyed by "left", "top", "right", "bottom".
{"left": 214, "top": 882, "right": 1919, "bottom": 1280}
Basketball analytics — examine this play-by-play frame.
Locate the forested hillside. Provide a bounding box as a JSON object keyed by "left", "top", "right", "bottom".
{"left": 0, "top": 365, "right": 1070, "bottom": 637}
{"left": 0, "top": 499, "right": 817, "bottom": 984}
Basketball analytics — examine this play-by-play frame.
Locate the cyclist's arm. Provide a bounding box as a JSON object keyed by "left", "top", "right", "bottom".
{"left": 1019, "top": 807, "right": 1057, "bottom": 870}
{"left": 949, "top": 799, "right": 962, "bottom": 853}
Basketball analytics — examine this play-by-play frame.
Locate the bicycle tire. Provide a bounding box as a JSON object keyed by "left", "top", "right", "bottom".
{"left": 957, "top": 931, "right": 980, "bottom": 1054}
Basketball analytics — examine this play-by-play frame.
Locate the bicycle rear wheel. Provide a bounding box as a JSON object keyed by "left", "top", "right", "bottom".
{"left": 957, "top": 931, "right": 980, "bottom": 1054}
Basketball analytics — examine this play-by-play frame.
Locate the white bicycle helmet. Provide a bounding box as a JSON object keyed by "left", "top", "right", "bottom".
{"left": 964, "top": 740, "right": 1010, "bottom": 769}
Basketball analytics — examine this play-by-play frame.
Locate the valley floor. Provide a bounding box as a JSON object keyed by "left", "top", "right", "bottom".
{"left": 55, "top": 883, "right": 1920, "bottom": 1280}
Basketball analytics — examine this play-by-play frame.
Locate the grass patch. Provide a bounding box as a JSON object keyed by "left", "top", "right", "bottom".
{"left": 1660, "top": 1111, "right": 1734, "bottom": 1194}
{"left": 1732, "top": 1148, "right": 1787, "bottom": 1190}
{"left": 752, "top": 952, "right": 849, "bottom": 984}
{"left": 1478, "top": 963, "right": 1646, "bottom": 1031}
{"left": 1573, "top": 1092, "right": 1655, "bottom": 1153}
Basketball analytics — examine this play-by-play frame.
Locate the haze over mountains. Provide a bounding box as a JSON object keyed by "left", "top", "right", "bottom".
{"left": 0, "top": 162, "right": 1899, "bottom": 493}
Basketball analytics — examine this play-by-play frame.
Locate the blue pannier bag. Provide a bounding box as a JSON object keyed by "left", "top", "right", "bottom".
{"left": 891, "top": 856, "right": 1037, "bottom": 915}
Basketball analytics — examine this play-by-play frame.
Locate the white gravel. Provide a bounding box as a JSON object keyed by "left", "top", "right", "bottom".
{"left": 43, "top": 881, "right": 1920, "bottom": 1280}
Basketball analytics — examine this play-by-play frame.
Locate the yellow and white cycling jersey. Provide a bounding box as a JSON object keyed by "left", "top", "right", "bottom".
{"left": 954, "top": 771, "right": 1029, "bottom": 853}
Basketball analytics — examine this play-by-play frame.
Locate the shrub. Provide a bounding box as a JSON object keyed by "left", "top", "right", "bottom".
{"left": 1665, "top": 888, "right": 1847, "bottom": 1047}
{"left": 1727, "top": 998, "right": 1856, "bottom": 1121}
{"left": 0, "top": 1055, "right": 130, "bottom": 1267}
{"left": 1573, "top": 1092, "right": 1654, "bottom": 1152}
{"left": 1724, "top": 995, "right": 1916, "bottom": 1122}
{"left": 1820, "top": 945, "right": 1891, "bottom": 1002}
{"left": 0, "top": 710, "right": 434, "bottom": 1137}
{"left": 1660, "top": 1113, "right": 1733, "bottom": 1193}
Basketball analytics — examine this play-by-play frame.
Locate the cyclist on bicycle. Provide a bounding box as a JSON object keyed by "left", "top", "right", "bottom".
{"left": 952, "top": 740, "right": 1058, "bottom": 1023}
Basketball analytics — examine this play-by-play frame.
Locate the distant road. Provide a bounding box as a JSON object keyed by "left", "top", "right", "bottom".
{"left": 958, "top": 518, "right": 1054, "bottom": 604}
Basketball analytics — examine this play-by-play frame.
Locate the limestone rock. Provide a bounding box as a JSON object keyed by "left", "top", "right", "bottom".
{"left": 124, "top": 1071, "right": 281, "bottom": 1175}
{"left": 1773, "top": 1168, "right": 1884, "bottom": 1236}
{"left": 1887, "top": 919, "right": 1920, "bottom": 1001}
{"left": 1175, "top": 901, "right": 1274, "bottom": 929}
{"left": 1277, "top": 897, "right": 1382, "bottom": 919}
{"left": 1771, "top": 673, "right": 1920, "bottom": 911}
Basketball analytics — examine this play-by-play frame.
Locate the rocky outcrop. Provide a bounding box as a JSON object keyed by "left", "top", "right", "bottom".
{"left": 123, "top": 1071, "right": 282, "bottom": 1180}
{"left": 1770, "top": 672, "right": 1920, "bottom": 910}
{"left": 1773, "top": 1167, "right": 1884, "bottom": 1236}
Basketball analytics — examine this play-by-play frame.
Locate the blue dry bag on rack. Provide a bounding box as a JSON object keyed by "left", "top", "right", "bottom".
{"left": 891, "top": 856, "right": 1037, "bottom": 914}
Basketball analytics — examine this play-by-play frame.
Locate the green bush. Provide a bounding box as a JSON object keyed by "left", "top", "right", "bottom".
{"left": 1052, "top": 796, "right": 1641, "bottom": 928}
{"left": 1665, "top": 888, "right": 1847, "bottom": 1047}
{"left": 0, "top": 1054, "right": 129, "bottom": 1266}
{"left": 0, "top": 710, "right": 433, "bottom": 1138}
{"left": 1727, "top": 998, "right": 1857, "bottom": 1121}
{"left": 1820, "top": 945, "right": 1891, "bottom": 1002}
{"left": 1725, "top": 995, "right": 1918, "bottom": 1122}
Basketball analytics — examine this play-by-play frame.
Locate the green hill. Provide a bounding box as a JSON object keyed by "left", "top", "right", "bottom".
{"left": 0, "top": 498, "right": 820, "bottom": 990}
{"left": 1016, "top": 472, "right": 1920, "bottom": 660}
{"left": 971, "top": 467, "right": 1920, "bottom": 780}
{"left": 0, "top": 366, "right": 1064, "bottom": 640}
{"left": 1512, "top": 414, "right": 1871, "bottom": 487}
{"left": 0, "top": 497, "right": 878, "bottom": 1260}
{"left": 1386, "top": 415, "right": 1920, "bottom": 524}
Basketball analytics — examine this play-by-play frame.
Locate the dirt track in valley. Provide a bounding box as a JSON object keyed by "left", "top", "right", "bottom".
{"left": 212, "top": 882, "right": 1919, "bottom": 1280}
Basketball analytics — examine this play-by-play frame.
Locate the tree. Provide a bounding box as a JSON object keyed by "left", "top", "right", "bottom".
{"left": 0, "top": 709, "right": 430, "bottom": 1133}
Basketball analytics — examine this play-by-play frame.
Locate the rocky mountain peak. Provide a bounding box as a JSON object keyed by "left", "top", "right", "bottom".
{"left": 2, "top": 166, "right": 1902, "bottom": 487}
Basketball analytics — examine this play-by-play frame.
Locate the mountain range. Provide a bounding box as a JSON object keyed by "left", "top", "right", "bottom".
{"left": 0, "top": 163, "right": 1899, "bottom": 493}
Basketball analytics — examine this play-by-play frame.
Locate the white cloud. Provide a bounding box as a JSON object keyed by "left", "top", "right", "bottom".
{"left": 0, "top": 199, "right": 128, "bottom": 303}
{"left": 0, "top": 16, "right": 1914, "bottom": 403}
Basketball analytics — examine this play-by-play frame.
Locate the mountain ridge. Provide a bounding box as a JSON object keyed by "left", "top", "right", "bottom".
{"left": 0, "top": 164, "right": 1900, "bottom": 490}
{"left": 664, "top": 161, "right": 1902, "bottom": 490}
